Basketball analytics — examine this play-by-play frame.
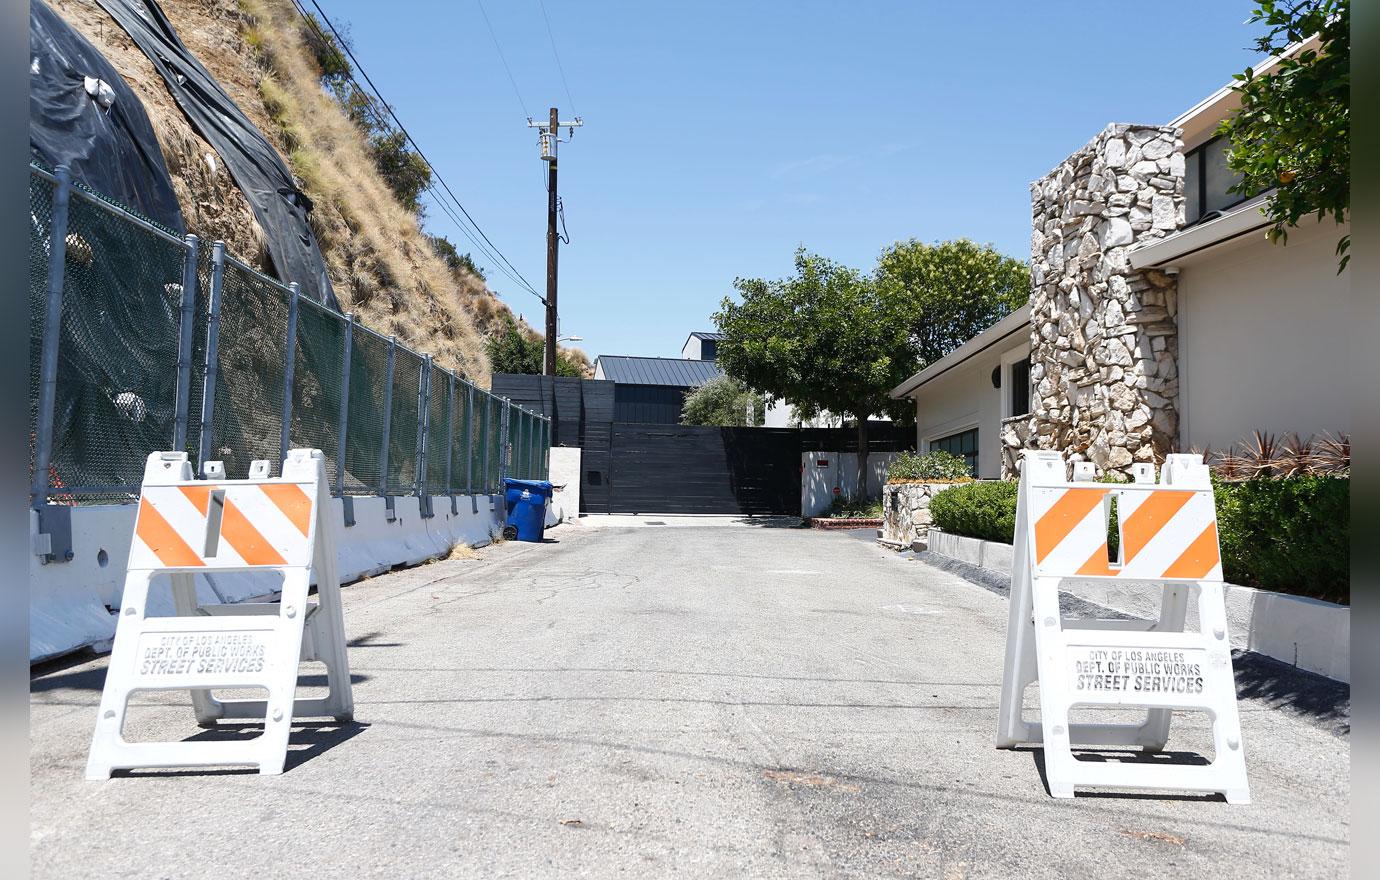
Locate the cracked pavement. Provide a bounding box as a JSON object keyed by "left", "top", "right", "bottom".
{"left": 30, "top": 521, "right": 1349, "bottom": 878}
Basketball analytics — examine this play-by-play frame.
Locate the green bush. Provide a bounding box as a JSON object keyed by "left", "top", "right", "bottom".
{"left": 823, "top": 494, "right": 882, "bottom": 519}
{"left": 887, "top": 450, "right": 972, "bottom": 483}
{"left": 929, "top": 481, "right": 1018, "bottom": 543}
{"left": 1215, "top": 476, "right": 1349, "bottom": 604}
{"left": 927, "top": 474, "right": 1350, "bottom": 605}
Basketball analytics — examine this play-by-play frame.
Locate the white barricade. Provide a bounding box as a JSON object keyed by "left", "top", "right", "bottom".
{"left": 86, "top": 449, "right": 353, "bottom": 778}
{"left": 996, "top": 450, "right": 1249, "bottom": 803}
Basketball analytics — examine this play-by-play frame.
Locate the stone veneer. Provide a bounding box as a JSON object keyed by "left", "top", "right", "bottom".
{"left": 880, "top": 482, "right": 959, "bottom": 548}
{"left": 1007, "top": 124, "right": 1186, "bottom": 477}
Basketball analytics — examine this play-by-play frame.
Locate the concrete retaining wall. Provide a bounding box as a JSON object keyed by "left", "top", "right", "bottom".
{"left": 30, "top": 493, "right": 510, "bottom": 664}
{"left": 924, "top": 529, "right": 1350, "bottom": 683}
{"left": 801, "top": 451, "right": 898, "bottom": 517}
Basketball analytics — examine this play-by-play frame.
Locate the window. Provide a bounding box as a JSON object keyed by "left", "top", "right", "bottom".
{"left": 1184, "top": 136, "right": 1250, "bottom": 225}
{"left": 930, "top": 428, "right": 978, "bottom": 477}
{"left": 1010, "top": 357, "right": 1031, "bottom": 417}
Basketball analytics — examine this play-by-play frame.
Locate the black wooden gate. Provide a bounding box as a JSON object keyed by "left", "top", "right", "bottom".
{"left": 605, "top": 424, "right": 801, "bottom": 515}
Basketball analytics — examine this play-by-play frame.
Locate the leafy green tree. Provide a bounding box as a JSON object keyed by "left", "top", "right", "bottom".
{"left": 874, "top": 238, "right": 1029, "bottom": 368}
{"left": 681, "top": 375, "right": 766, "bottom": 426}
{"left": 370, "top": 130, "right": 432, "bottom": 212}
{"left": 428, "top": 235, "right": 486, "bottom": 281}
{"left": 1217, "top": 0, "right": 1349, "bottom": 271}
{"left": 486, "top": 316, "right": 583, "bottom": 377}
{"left": 715, "top": 249, "right": 913, "bottom": 491}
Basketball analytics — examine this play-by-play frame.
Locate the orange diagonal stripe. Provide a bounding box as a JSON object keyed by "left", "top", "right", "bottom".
{"left": 1162, "top": 522, "right": 1221, "bottom": 579}
{"left": 1120, "top": 490, "right": 1194, "bottom": 564}
{"left": 1075, "top": 543, "right": 1119, "bottom": 576}
{"left": 134, "top": 498, "right": 204, "bottom": 567}
{"left": 260, "top": 483, "right": 313, "bottom": 537}
{"left": 179, "top": 485, "right": 214, "bottom": 515}
{"left": 1034, "top": 488, "right": 1108, "bottom": 564}
{"left": 220, "top": 497, "right": 287, "bottom": 566}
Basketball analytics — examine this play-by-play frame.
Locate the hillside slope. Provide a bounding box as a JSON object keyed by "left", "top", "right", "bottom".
{"left": 49, "top": 0, "right": 570, "bottom": 384}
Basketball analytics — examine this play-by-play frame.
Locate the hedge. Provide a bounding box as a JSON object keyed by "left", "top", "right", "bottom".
{"left": 928, "top": 477, "right": 1349, "bottom": 605}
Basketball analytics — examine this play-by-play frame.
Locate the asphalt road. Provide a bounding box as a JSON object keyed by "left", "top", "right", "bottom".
{"left": 30, "top": 520, "right": 1350, "bottom": 878}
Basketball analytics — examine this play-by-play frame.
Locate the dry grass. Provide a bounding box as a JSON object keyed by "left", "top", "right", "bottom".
{"left": 239, "top": 0, "right": 507, "bottom": 381}
{"left": 444, "top": 542, "right": 480, "bottom": 561}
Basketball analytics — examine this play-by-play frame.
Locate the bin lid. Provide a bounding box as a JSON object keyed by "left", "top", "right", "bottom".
{"left": 504, "top": 478, "right": 554, "bottom": 496}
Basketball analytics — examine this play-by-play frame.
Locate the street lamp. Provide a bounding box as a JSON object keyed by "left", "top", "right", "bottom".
{"left": 557, "top": 335, "right": 583, "bottom": 343}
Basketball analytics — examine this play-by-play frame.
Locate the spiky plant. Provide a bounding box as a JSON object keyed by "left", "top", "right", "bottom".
{"left": 1313, "top": 431, "right": 1350, "bottom": 476}
{"left": 1273, "top": 432, "right": 1316, "bottom": 478}
{"left": 1214, "top": 446, "right": 1249, "bottom": 481}
{"left": 1240, "top": 430, "right": 1280, "bottom": 478}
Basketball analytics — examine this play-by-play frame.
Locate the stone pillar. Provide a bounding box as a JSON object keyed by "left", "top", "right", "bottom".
{"left": 1022, "top": 123, "right": 1185, "bottom": 477}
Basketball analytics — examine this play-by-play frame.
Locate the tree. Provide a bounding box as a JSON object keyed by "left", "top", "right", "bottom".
{"left": 428, "top": 234, "right": 486, "bottom": 281}
{"left": 874, "top": 238, "right": 1029, "bottom": 368}
{"left": 485, "top": 316, "right": 583, "bottom": 377}
{"left": 715, "top": 249, "right": 914, "bottom": 493}
{"left": 370, "top": 130, "right": 432, "bottom": 213}
{"left": 681, "top": 375, "right": 766, "bottom": 427}
{"left": 1217, "top": 0, "right": 1349, "bottom": 271}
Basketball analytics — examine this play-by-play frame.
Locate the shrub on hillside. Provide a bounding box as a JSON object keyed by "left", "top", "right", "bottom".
{"left": 927, "top": 475, "right": 1350, "bottom": 604}
{"left": 929, "top": 481, "right": 1018, "bottom": 543}
{"left": 886, "top": 450, "right": 972, "bottom": 483}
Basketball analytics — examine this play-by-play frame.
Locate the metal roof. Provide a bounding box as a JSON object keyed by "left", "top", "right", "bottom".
{"left": 594, "top": 355, "right": 723, "bottom": 387}
{"left": 688, "top": 331, "right": 724, "bottom": 341}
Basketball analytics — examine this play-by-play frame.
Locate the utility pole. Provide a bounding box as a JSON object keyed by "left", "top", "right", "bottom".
{"left": 528, "top": 108, "right": 582, "bottom": 375}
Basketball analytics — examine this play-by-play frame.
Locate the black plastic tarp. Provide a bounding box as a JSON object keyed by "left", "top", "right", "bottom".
{"left": 95, "top": 0, "right": 339, "bottom": 310}
{"left": 30, "top": 0, "right": 184, "bottom": 232}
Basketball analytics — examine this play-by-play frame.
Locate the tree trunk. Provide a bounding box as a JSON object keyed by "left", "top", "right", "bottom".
{"left": 855, "top": 414, "right": 870, "bottom": 500}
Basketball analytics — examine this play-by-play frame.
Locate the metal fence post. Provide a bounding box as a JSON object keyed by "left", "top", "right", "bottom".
{"left": 31, "top": 165, "right": 72, "bottom": 511}
{"left": 378, "top": 336, "right": 396, "bottom": 498}
{"left": 465, "top": 383, "right": 475, "bottom": 495}
{"left": 416, "top": 355, "right": 432, "bottom": 516}
{"left": 443, "top": 372, "right": 455, "bottom": 496}
{"left": 480, "top": 393, "right": 490, "bottom": 495}
{"left": 500, "top": 398, "right": 511, "bottom": 487}
{"left": 172, "top": 234, "right": 199, "bottom": 452}
{"left": 334, "top": 313, "right": 355, "bottom": 496}
{"left": 196, "top": 242, "right": 226, "bottom": 475}
{"left": 279, "top": 281, "right": 300, "bottom": 467}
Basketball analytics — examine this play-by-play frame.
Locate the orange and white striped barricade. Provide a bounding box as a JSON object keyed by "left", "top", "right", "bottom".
{"left": 86, "top": 448, "right": 353, "bottom": 778}
{"left": 996, "top": 450, "right": 1249, "bottom": 803}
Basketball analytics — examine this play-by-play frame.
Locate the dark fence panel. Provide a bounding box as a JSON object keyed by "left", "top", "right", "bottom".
{"left": 607, "top": 424, "right": 801, "bottom": 516}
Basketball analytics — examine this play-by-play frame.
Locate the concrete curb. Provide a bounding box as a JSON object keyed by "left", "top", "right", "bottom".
{"left": 921, "top": 528, "right": 1350, "bottom": 683}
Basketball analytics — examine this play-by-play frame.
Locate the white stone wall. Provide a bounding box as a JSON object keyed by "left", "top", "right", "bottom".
{"left": 880, "top": 482, "right": 956, "bottom": 548}
{"left": 1021, "top": 124, "right": 1185, "bottom": 477}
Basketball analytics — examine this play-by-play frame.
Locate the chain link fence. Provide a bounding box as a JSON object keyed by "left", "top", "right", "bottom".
{"left": 28, "top": 163, "right": 549, "bottom": 511}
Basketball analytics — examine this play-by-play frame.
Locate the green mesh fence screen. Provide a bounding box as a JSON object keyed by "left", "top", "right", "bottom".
{"left": 44, "top": 181, "right": 188, "bottom": 500}
{"left": 27, "top": 165, "right": 514, "bottom": 505}
{"left": 29, "top": 172, "right": 52, "bottom": 492}
{"left": 424, "top": 366, "right": 450, "bottom": 493}
{"left": 449, "top": 381, "right": 471, "bottom": 494}
{"left": 387, "top": 347, "right": 423, "bottom": 494}
{"left": 343, "top": 326, "right": 388, "bottom": 493}
{"left": 210, "top": 258, "right": 288, "bottom": 479}
{"left": 291, "top": 297, "right": 346, "bottom": 487}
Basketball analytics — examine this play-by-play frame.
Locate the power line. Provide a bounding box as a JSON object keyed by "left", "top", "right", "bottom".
{"left": 296, "top": 0, "right": 545, "bottom": 301}
{"left": 537, "top": 0, "right": 577, "bottom": 115}
{"left": 475, "top": 0, "right": 530, "bottom": 119}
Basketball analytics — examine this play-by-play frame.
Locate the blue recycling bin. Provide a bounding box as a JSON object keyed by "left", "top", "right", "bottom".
{"left": 503, "top": 478, "right": 553, "bottom": 542}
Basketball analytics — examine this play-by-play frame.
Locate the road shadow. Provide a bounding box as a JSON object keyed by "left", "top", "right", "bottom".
{"left": 1232, "top": 650, "right": 1350, "bottom": 735}
{"left": 113, "top": 720, "right": 369, "bottom": 777}
{"left": 1025, "top": 746, "right": 1225, "bottom": 802}
{"left": 729, "top": 516, "right": 804, "bottom": 528}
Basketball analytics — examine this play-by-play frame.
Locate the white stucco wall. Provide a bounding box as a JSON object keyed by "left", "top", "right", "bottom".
{"left": 1177, "top": 217, "right": 1350, "bottom": 452}
{"left": 910, "top": 340, "right": 1028, "bottom": 480}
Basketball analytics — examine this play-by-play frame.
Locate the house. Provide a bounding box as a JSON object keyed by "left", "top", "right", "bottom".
{"left": 681, "top": 331, "right": 723, "bottom": 361}
{"left": 592, "top": 354, "right": 722, "bottom": 424}
{"left": 891, "top": 48, "right": 1348, "bottom": 479}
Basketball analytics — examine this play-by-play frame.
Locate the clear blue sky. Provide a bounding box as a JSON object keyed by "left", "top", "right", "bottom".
{"left": 323, "top": 0, "right": 1267, "bottom": 361}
